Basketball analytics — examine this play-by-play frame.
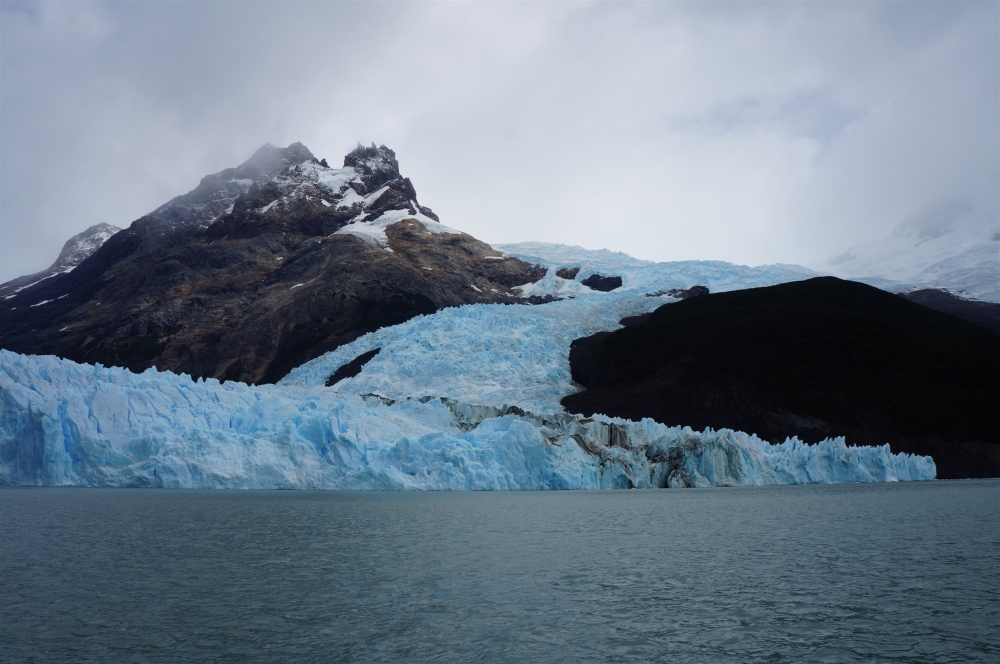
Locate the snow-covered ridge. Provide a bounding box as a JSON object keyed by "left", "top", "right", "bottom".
{"left": 0, "top": 223, "right": 121, "bottom": 298}
{"left": 0, "top": 350, "right": 934, "bottom": 489}
{"left": 825, "top": 200, "right": 1000, "bottom": 302}
{"left": 219, "top": 146, "right": 448, "bottom": 247}
{"left": 266, "top": 159, "right": 456, "bottom": 248}
{"left": 141, "top": 142, "right": 445, "bottom": 244}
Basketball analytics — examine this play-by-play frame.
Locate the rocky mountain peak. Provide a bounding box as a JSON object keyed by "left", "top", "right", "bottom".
{"left": 343, "top": 143, "right": 402, "bottom": 191}
{"left": 234, "top": 141, "right": 316, "bottom": 180}
{"left": 0, "top": 222, "right": 122, "bottom": 298}
{"left": 53, "top": 223, "right": 122, "bottom": 268}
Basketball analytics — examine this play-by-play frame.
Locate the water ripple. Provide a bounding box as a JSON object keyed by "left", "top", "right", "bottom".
{"left": 1, "top": 481, "right": 997, "bottom": 663}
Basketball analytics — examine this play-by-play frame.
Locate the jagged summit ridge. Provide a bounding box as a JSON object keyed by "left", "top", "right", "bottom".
{"left": 346, "top": 142, "right": 398, "bottom": 171}
{"left": 144, "top": 142, "right": 318, "bottom": 230}
{"left": 344, "top": 143, "right": 402, "bottom": 191}
{"left": 142, "top": 141, "right": 440, "bottom": 238}
{"left": 203, "top": 141, "right": 443, "bottom": 246}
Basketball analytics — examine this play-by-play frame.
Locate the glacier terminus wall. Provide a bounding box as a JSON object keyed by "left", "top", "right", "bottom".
{"left": 0, "top": 350, "right": 935, "bottom": 489}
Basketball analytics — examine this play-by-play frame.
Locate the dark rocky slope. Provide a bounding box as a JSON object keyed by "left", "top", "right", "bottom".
{"left": 899, "top": 289, "right": 1000, "bottom": 335}
{"left": 581, "top": 274, "right": 622, "bottom": 292}
{"left": 562, "top": 277, "right": 1000, "bottom": 479}
{"left": 0, "top": 143, "right": 545, "bottom": 384}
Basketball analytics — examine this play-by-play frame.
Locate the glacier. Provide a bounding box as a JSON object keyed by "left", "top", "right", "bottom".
{"left": 281, "top": 243, "right": 818, "bottom": 412}
{"left": 0, "top": 350, "right": 934, "bottom": 489}
{"left": 0, "top": 247, "right": 937, "bottom": 488}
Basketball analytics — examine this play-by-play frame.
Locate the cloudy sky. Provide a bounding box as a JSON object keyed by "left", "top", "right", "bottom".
{"left": 1, "top": 1, "right": 997, "bottom": 281}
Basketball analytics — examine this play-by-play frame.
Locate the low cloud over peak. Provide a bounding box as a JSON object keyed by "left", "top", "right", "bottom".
{"left": 1, "top": 1, "right": 996, "bottom": 280}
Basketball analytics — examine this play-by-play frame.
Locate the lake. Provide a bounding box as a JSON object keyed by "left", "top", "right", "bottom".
{"left": 1, "top": 481, "right": 997, "bottom": 662}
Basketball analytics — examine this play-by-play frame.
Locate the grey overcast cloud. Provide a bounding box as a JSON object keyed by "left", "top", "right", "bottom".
{"left": 1, "top": 0, "right": 997, "bottom": 282}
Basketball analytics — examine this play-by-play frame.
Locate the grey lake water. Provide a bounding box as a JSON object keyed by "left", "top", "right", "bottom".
{"left": 1, "top": 481, "right": 998, "bottom": 663}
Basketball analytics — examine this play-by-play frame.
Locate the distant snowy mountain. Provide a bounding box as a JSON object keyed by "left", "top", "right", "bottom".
{"left": 0, "top": 223, "right": 120, "bottom": 299}
{"left": 826, "top": 199, "right": 999, "bottom": 302}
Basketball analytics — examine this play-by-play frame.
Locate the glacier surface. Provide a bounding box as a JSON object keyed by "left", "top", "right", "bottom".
{"left": 282, "top": 244, "right": 818, "bottom": 412}
{"left": 0, "top": 350, "right": 934, "bottom": 489}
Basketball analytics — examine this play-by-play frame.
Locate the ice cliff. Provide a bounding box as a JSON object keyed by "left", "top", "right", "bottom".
{"left": 0, "top": 350, "right": 935, "bottom": 489}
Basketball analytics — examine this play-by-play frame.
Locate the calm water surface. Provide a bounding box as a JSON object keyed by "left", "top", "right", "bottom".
{"left": 1, "top": 481, "right": 998, "bottom": 663}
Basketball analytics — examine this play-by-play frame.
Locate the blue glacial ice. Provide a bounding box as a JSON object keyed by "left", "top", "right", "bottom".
{"left": 281, "top": 244, "right": 819, "bottom": 412}
{"left": 0, "top": 350, "right": 935, "bottom": 489}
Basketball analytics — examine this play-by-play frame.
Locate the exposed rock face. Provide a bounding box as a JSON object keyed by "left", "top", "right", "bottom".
{"left": 0, "top": 223, "right": 121, "bottom": 299}
{"left": 581, "top": 274, "right": 622, "bottom": 292}
{"left": 0, "top": 143, "right": 546, "bottom": 384}
{"left": 556, "top": 267, "right": 580, "bottom": 280}
{"left": 645, "top": 285, "right": 709, "bottom": 299}
{"left": 326, "top": 348, "right": 381, "bottom": 386}
{"left": 563, "top": 277, "right": 1000, "bottom": 479}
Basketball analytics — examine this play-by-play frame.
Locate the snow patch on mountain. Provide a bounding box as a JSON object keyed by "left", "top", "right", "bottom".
{"left": 335, "top": 209, "right": 459, "bottom": 249}
{"left": 336, "top": 188, "right": 364, "bottom": 208}
{"left": 314, "top": 165, "right": 357, "bottom": 194}
{"left": 0, "top": 350, "right": 935, "bottom": 489}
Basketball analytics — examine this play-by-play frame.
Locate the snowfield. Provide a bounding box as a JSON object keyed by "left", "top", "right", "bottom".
{"left": 825, "top": 202, "right": 1000, "bottom": 303}
{"left": 0, "top": 350, "right": 934, "bottom": 489}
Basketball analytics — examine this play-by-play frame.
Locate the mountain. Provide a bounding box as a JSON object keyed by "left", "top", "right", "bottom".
{"left": 0, "top": 223, "right": 121, "bottom": 299}
{"left": 2, "top": 142, "right": 991, "bottom": 487}
{"left": 826, "top": 199, "right": 1000, "bottom": 303}
{"left": 0, "top": 237, "right": 942, "bottom": 489}
{"left": 561, "top": 277, "right": 1000, "bottom": 479}
{"left": 0, "top": 143, "right": 545, "bottom": 384}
